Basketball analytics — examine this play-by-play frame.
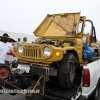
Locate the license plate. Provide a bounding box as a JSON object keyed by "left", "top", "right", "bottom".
{"left": 17, "top": 64, "right": 30, "bottom": 73}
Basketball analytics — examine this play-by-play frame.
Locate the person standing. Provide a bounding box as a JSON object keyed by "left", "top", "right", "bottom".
{"left": 0, "top": 33, "right": 13, "bottom": 65}
{"left": 23, "top": 37, "right": 27, "bottom": 43}
{"left": 0, "top": 33, "right": 15, "bottom": 91}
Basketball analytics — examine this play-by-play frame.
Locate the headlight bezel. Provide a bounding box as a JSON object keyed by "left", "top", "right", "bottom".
{"left": 43, "top": 46, "right": 51, "bottom": 57}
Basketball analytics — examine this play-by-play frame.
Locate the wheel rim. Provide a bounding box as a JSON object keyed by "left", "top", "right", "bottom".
{"left": 0, "top": 67, "right": 10, "bottom": 79}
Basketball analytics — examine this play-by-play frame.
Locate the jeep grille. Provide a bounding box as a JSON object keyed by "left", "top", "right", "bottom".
{"left": 23, "top": 46, "right": 41, "bottom": 58}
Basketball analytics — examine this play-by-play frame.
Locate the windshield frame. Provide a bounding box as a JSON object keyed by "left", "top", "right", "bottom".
{"left": 77, "top": 20, "right": 84, "bottom": 34}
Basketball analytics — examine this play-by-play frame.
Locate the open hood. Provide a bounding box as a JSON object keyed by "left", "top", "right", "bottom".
{"left": 34, "top": 12, "right": 80, "bottom": 37}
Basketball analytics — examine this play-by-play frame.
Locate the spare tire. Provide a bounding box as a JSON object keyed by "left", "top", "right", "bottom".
{"left": 58, "top": 53, "right": 77, "bottom": 88}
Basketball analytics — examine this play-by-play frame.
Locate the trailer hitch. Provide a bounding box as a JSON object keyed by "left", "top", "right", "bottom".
{"left": 25, "top": 75, "right": 46, "bottom": 99}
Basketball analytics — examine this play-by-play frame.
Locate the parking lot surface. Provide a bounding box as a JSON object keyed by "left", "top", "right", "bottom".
{"left": 0, "top": 94, "right": 26, "bottom": 100}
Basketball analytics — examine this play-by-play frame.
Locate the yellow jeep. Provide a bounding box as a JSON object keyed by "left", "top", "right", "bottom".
{"left": 13, "top": 12, "right": 100, "bottom": 88}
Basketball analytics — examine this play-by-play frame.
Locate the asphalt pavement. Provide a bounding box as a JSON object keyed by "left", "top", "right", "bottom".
{"left": 0, "top": 93, "right": 26, "bottom": 100}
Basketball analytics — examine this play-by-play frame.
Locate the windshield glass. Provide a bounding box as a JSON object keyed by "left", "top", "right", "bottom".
{"left": 84, "top": 21, "right": 92, "bottom": 35}
{"left": 82, "top": 21, "right": 92, "bottom": 45}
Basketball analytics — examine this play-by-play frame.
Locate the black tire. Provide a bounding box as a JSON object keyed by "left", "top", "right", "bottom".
{"left": 89, "top": 79, "right": 100, "bottom": 100}
{"left": 58, "top": 53, "right": 77, "bottom": 88}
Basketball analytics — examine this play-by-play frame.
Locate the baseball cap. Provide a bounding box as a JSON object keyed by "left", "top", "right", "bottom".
{"left": 3, "top": 33, "right": 9, "bottom": 37}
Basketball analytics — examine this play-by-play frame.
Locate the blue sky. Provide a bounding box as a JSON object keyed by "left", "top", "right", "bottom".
{"left": 0, "top": 0, "right": 100, "bottom": 40}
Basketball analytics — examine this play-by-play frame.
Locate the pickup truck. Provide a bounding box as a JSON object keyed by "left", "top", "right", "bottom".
{"left": 28, "top": 58, "right": 100, "bottom": 100}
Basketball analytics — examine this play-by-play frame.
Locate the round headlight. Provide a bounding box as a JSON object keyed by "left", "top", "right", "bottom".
{"left": 18, "top": 46, "right": 23, "bottom": 53}
{"left": 43, "top": 46, "right": 51, "bottom": 56}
